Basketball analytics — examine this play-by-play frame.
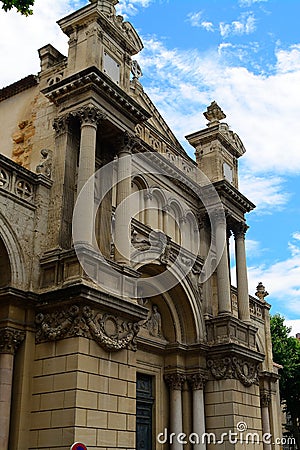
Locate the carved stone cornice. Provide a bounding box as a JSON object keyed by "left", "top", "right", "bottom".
{"left": 164, "top": 372, "right": 186, "bottom": 390}
{"left": 207, "top": 356, "right": 259, "bottom": 387}
{"left": 42, "top": 67, "right": 151, "bottom": 123}
{"left": 72, "top": 106, "right": 107, "bottom": 126}
{"left": 35, "top": 304, "right": 140, "bottom": 352}
{"left": 0, "top": 327, "right": 25, "bottom": 354}
{"left": 188, "top": 372, "right": 208, "bottom": 390}
{"left": 260, "top": 390, "right": 271, "bottom": 407}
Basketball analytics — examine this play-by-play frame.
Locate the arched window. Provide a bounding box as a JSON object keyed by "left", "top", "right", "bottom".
{"left": 132, "top": 177, "right": 147, "bottom": 223}
{"left": 169, "top": 200, "right": 183, "bottom": 245}
{"left": 0, "top": 238, "right": 11, "bottom": 287}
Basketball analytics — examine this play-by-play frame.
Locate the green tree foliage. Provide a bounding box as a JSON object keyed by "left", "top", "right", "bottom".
{"left": 0, "top": 0, "right": 34, "bottom": 15}
{"left": 270, "top": 314, "right": 300, "bottom": 448}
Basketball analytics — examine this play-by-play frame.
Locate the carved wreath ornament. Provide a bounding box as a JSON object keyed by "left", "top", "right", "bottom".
{"left": 35, "top": 305, "right": 140, "bottom": 352}
{"left": 207, "top": 356, "right": 259, "bottom": 387}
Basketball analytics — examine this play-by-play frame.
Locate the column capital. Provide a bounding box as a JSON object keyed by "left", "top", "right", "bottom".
{"left": 53, "top": 114, "right": 70, "bottom": 135}
{"left": 232, "top": 221, "right": 249, "bottom": 240}
{"left": 0, "top": 327, "right": 25, "bottom": 354}
{"left": 188, "top": 372, "right": 208, "bottom": 390}
{"left": 164, "top": 372, "right": 186, "bottom": 390}
{"left": 117, "top": 131, "right": 141, "bottom": 156}
{"left": 260, "top": 389, "right": 271, "bottom": 407}
{"left": 72, "top": 105, "right": 107, "bottom": 127}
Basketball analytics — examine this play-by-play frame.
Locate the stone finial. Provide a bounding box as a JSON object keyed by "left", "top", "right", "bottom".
{"left": 255, "top": 282, "right": 269, "bottom": 301}
{"left": 203, "top": 101, "right": 226, "bottom": 127}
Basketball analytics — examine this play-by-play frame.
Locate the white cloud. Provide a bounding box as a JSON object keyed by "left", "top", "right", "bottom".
{"left": 276, "top": 44, "right": 300, "bottom": 74}
{"left": 0, "top": 0, "right": 75, "bottom": 87}
{"left": 219, "top": 13, "right": 256, "bottom": 37}
{"left": 201, "top": 21, "right": 214, "bottom": 32}
{"left": 247, "top": 249, "right": 300, "bottom": 316}
{"left": 239, "top": 172, "right": 289, "bottom": 213}
{"left": 187, "top": 11, "right": 203, "bottom": 27}
{"left": 239, "top": 0, "right": 268, "bottom": 6}
{"left": 116, "top": 0, "right": 153, "bottom": 17}
{"left": 285, "top": 320, "right": 300, "bottom": 337}
{"left": 186, "top": 12, "right": 214, "bottom": 32}
{"left": 137, "top": 37, "right": 300, "bottom": 174}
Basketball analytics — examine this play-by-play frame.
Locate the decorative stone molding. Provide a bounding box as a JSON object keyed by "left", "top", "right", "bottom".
{"left": 164, "top": 373, "right": 186, "bottom": 390}
{"left": 35, "top": 304, "right": 140, "bottom": 351}
{"left": 0, "top": 327, "right": 25, "bottom": 354}
{"left": 188, "top": 372, "right": 208, "bottom": 390}
{"left": 249, "top": 298, "right": 264, "bottom": 319}
{"left": 260, "top": 390, "right": 271, "bottom": 407}
{"left": 207, "top": 356, "right": 259, "bottom": 387}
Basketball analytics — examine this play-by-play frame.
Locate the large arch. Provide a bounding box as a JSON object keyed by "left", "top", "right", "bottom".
{"left": 136, "top": 262, "right": 206, "bottom": 344}
{"left": 0, "top": 213, "right": 26, "bottom": 289}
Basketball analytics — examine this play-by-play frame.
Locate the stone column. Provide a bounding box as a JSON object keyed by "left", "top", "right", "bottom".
{"left": 114, "top": 134, "right": 133, "bottom": 265}
{"left": 233, "top": 222, "right": 250, "bottom": 322}
{"left": 163, "top": 205, "right": 170, "bottom": 237}
{"left": 189, "top": 374, "right": 207, "bottom": 450}
{"left": 0, "top": 328, "right": 25, "bottom": 450}
{"left": 48, "top": 115, "right": 78, "bottom": 249}
{"left": 76, "top": 106, "right": 105, "bottom": 246}
{"left": 215, "top": 212, "right": 232, "bottom": 314}
{"left": 260, "top": 390, "right": 272, "bottom": 450}
{"left": 165, "top": 373, "right": 186, "bottom": 450}
{"left": 199, "top": 213, "right": 213, "bottom": 318}
{"left": 144, "top": 191, "right": 153, "bottom": 228}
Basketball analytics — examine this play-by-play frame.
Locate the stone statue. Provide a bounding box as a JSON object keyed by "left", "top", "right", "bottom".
{"left": 146, "top": 304, "right": 163, "bottom": 338}
{"left": 36, "top": 149, "right": 52, "bottom": 178}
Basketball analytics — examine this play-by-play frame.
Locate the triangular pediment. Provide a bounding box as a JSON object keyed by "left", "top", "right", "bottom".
{"left": 130, "top": 80, "right": 187, "bottom": 156}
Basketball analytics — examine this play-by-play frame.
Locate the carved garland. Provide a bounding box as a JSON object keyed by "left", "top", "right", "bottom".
{"left": 35, "top": 304, "right": 140, "bottom": 352}
{"left": 207, "top": 356, "right": 259, "bottom": 387}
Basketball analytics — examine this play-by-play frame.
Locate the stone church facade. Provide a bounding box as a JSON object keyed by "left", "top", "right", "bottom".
{"left": 0, "top": 1, "right": 282, "bottom": 449}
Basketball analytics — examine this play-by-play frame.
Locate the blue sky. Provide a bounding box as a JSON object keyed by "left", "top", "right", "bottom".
{"left": 1, "top": 0, "right": 300, "bottom": 333}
